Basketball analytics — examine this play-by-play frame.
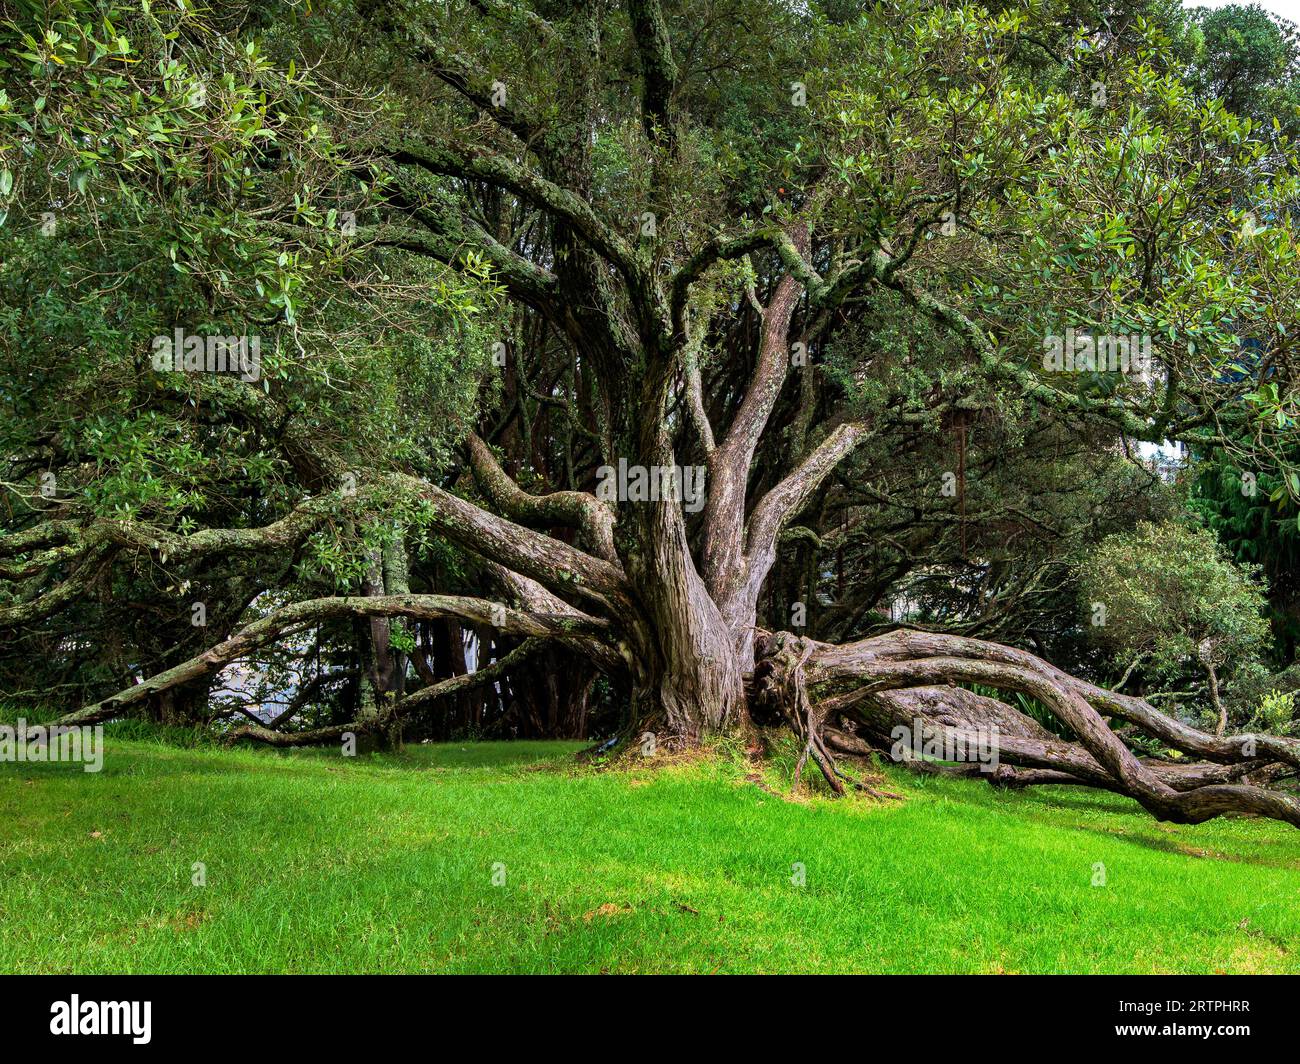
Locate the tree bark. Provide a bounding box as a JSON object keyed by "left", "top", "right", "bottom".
{"left": 1205, "top": 660, "right": 1227, "bottom": 738}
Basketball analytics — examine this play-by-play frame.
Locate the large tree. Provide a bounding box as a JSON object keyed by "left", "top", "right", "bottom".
{"left": 4, "top": 0, "right": 1300, "bottom": 826}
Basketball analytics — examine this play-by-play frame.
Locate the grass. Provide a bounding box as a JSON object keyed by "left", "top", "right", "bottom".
{"left": 2, "top": 734, "right": 1300, "bottom": 973}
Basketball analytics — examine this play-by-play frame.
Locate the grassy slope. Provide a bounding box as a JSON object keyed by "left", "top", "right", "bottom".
{"left": 2, "top": 737, "right": 1299, "bottom": 973}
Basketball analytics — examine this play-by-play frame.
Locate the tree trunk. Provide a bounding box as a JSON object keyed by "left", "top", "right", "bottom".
{"left": 153, "top": 681, "right": 210, "bottom": 727}
{"left": 1205, "top": 660, "right": 1227, "bottom": 738}
{"left": 627, "top": 614, "right": 746, "bottom": 744}
{"left": 625, "top": 545, "right": 747, "bottom": 743}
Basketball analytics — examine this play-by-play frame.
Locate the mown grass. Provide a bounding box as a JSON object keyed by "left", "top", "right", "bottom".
{"left": 2, "top": 735, "right": 1299, "bottom": 973}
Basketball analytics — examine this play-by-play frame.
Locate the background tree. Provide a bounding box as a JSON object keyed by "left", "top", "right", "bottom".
{"left": 1081, "top": 520, "right": 1271, "bottom": 735}
{"left": 1188, "top": 2, "right": 1300, "bottom": 133}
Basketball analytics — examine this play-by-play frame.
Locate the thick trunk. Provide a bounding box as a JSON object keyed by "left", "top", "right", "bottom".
{"left": 626, "top": 589, "right": 747, "bottom": 742}
{"left": 618, "top": 338, "right": 752, "bottom": 740}
{"left": 625, "top": 532, "right": 747, "bottom": 742}
{"left": 153, "top": 681, "right": 210, "bottom": 727}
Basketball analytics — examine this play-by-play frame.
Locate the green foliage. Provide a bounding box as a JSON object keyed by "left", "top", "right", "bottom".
{"left": 0, "top": 0, "right": 320, "bottom": 318}
{"left": 387, "top": 619, "right": 416, "bottom": 655}
{"left": 1081, "top": 519, "right": 1271, "bottom": 677}
{"left": 0, "top": 0, "right": 509, "bottom": 714}
{"left": 1189, "top": 448, "right": 1300, "bottom": 660}
{"left": 1189, "top": 2, "right": 1300, "bottom": 133}
{"left": 1225, "top": 658, "right": 1300, "bottom": 715}
{"left": 1251, "top": 687, "right": 1297, "bottom": 735}
{"left": 1, "top": 0, "right": 1298, "bottom": 737}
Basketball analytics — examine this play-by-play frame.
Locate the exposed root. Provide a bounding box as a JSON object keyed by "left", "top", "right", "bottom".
{"left": 754, "top": 628, "right": 1300, "bottom": 829}
{"left": 753, "top": 631, "right": 901, "bottom": 800}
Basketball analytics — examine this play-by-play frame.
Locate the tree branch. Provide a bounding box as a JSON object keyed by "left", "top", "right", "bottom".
{"left": 745, "top": 421, "right": 866, "bottom": 563}
{"left": 38, "top": 593, "right": 609, "bottom": 733}
{"left": 465, "top": 433, "right": 618, "bottom": 562}
{"left": 626, "top": 0, "right": 679, "bottom": 140}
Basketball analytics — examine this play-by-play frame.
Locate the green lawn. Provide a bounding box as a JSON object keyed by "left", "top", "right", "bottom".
{"left": 2, "top": 736, "right": 1299, "bottom": 973}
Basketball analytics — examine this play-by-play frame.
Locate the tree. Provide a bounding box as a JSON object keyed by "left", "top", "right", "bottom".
{"left": 4, "top": 0, "right": 1300, "bottom": 827}
{"left": 1081, "top": 520, "right": 1271, "bottom": 735}
{"left": 1188, "top": 3, "right": 1300, "bottom": 133}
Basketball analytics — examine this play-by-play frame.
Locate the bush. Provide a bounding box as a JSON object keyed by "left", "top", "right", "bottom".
{"left": 1252, "top": 689, "right": 1298, "bottom": 735}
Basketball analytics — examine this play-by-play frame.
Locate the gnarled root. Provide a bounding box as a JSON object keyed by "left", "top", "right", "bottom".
{"left": 752, "top": 631, "right": 901, "bottom": 800}
{"left": 755, "top": 628, "right": 1300, "bottom": 828}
